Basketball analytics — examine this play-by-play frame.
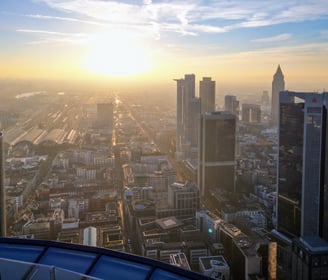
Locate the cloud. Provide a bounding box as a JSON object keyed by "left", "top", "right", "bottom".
{"left": 16, "top": 28, "right": 87, "bottom": 45}
{"left": 251, "top": 33, "right": 291, "bottom": 43}
{"left": 17, "top": 28, "right": 85, "bottom": 37}
{"left": 31, "top": 0, "right": 328, "bottom": 39}
{"left": 26, "top": 14, "right": 106, "bottom": 26}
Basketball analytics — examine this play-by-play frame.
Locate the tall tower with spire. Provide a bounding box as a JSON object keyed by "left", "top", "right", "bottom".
{"left": 271, "top": 65, "right": 285, "bottom": 125}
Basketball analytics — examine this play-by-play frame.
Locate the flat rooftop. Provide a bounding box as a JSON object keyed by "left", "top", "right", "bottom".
{"left": 199, "top": 256, "right": 229, "bottom": 270}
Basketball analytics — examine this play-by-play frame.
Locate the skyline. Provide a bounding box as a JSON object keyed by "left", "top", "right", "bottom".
{"left": 1, "top": 0, "right": 328, "bottom": 93}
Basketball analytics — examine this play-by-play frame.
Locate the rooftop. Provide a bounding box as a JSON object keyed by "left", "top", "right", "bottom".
{"left": 199, "top": 256, "right": 229, "bottom": 271}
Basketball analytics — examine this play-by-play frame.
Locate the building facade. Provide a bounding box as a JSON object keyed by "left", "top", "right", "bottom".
{"left": 168, "top": 182, "right": 200, "bottom": 212}
{"left": 291, "top": 236, "right": 328, "bottom": 280}
{"left": 277, "top": 91, "right": 328, "bottom": 240}
{"left": 241, "top": 104, "right": 261, "bottom": 123}
{"left": 200, "top": 77, "right": 215, "bottom": 114}
{"left": 175, "top": 74, "right": 196, "bottom": 159}
{"left": 198, "top": 112, "right": 236, "bottom": 196}
{"left": 224, "top": 95, "right": 239, "bottom": 116}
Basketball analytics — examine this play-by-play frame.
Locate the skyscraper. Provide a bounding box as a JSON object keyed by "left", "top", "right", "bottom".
{"left": 175, "top": 78, "right": 184, "bottom": 156}
{"left": 271, "top": 65, "right": 285, "bottom": 125}
{"left": 224, "top": 95, "right": 239, "bottom": 115}
{"left": 175, "top": 74, "right": 197, "bottom": 159}
{"left": 0, "top": 132, "right": 6, "bottom": 237}
{"left": 198, "top": 112, "right": 236, "bottom": 197}
{"left": 241, "top": 104, "right": 261, "bottom": 123}
{"left": 182, "top": 74, "right": 196, "bottom": 145}
{"left": 200, "top": 77, "right": 215, "bottom": 113}
{"left": 277, "top": 91, "right": 328, "bottom": 240}
{"left": 189, "top": 97, "right": 201, "bottom": 147}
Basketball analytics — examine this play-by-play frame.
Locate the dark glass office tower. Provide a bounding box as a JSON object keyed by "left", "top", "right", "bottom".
{"left": 277, "top": 91, "right": 328, "bottom": 240}
{"left": 198, "top": 112, "right": 236, "bottom": 197}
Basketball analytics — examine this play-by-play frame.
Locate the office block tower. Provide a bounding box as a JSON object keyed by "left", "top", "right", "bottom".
{"left": 175, "top": 74, "right": 200, "bottom": 159}
{"left": 271, "top": 65, "right": 285, "bottom": 125}
{"left": 241, "top": 104, "right": 261, "bottom": 123}
{"left": 224, "top": 95, "right": 239, "bottom": 116}
{"left": 277, "top": 91, "right": 328, "bottom": 240}
{"left": 198, "top": 112, "right": 236, "bottom": 197}
{"left": 200, "top": 77, "right": 215, "bottom": 113}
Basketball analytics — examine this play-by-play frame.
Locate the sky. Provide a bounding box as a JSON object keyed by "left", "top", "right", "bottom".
{"left": 1, "top": 0, "right": 328, "bottom": 94}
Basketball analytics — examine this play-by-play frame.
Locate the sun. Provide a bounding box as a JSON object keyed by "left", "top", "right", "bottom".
{"left": 84, "top": 31, "right": 152, "bottom": 77}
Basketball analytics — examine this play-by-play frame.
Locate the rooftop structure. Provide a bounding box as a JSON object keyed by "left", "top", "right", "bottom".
{"left": 199, "top": 256, "right": 230, "bottom": 280}
{"left": 170, "top": 252, "right": 191, "bottom": 270}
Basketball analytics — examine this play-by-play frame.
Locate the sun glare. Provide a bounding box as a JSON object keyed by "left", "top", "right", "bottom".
{"left": 84, "top": 31, "right": 152, "bottom": 77}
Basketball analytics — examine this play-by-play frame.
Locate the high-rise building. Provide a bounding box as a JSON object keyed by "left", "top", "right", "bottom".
{"left": 168, "top": 182, "right": 200, "bottom": 211}
{"left": 278, "top": 91, "right": 328, "bottom": 240}
{"left": 200, "top": 77, "right": 215, "bottom": 113}
{"left": 291, "top": 236, "right": 328, "bottom": 280}
{"left": 0, "top": 132, "right": 5, "bottom": 237}
{"left": 224, "top": 95, "right": 239, "bottom": 115}
{"left": 241, "top": 104, "right": 261, "bottom": 123}
{"left": 271, "top": 65, "right": 285, "bottom": 125}
{"left": 175, "top": 74, "right": 197, "bottom": 159}
{"left": 198, "top": 112, "right": 236, "bottom": 197}
{"left": 182, "top": 74, "right": 196, "bottom": 145}
{"left": 189, "top": 97, "right": 201, "bottom": 147}
{"left": 175, "top": 78, "right": 184, "bottom": 155}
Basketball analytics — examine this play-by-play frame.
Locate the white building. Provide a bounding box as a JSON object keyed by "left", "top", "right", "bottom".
{"left": 199, "top": 256, "right": 230, "bottom": 280}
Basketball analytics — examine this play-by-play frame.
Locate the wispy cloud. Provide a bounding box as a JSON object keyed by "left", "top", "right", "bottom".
{"left": 251, "top": 33, "right": 291, "bottom": 43}
{"left": 26, "top": 14, "right": 106, "bottom": 26}
{"left": 17, "top": 28, "right": 85, "bottom": 37}
{"left": 33, "top": 0, "right": 328, "bottom": 37}
{"left": 17, "top": 28, "right": 87, "bottom": 45}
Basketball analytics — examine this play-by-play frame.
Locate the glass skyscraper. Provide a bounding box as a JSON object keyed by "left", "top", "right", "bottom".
{"left": 198, "top": 112, "right": 236, "bottom": 197}
{"left": 277, "top": 91, "right": 328, "bottom": 240}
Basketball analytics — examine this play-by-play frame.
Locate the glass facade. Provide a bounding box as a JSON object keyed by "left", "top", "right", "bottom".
{"left": 198, "top": 112, "right": 236, "bottom": 196}
{"left": 278, "top": 101, "right": 304, "bottom": 238}
{"left": 278, "top": 91, "right": 328, "bottom": 240}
